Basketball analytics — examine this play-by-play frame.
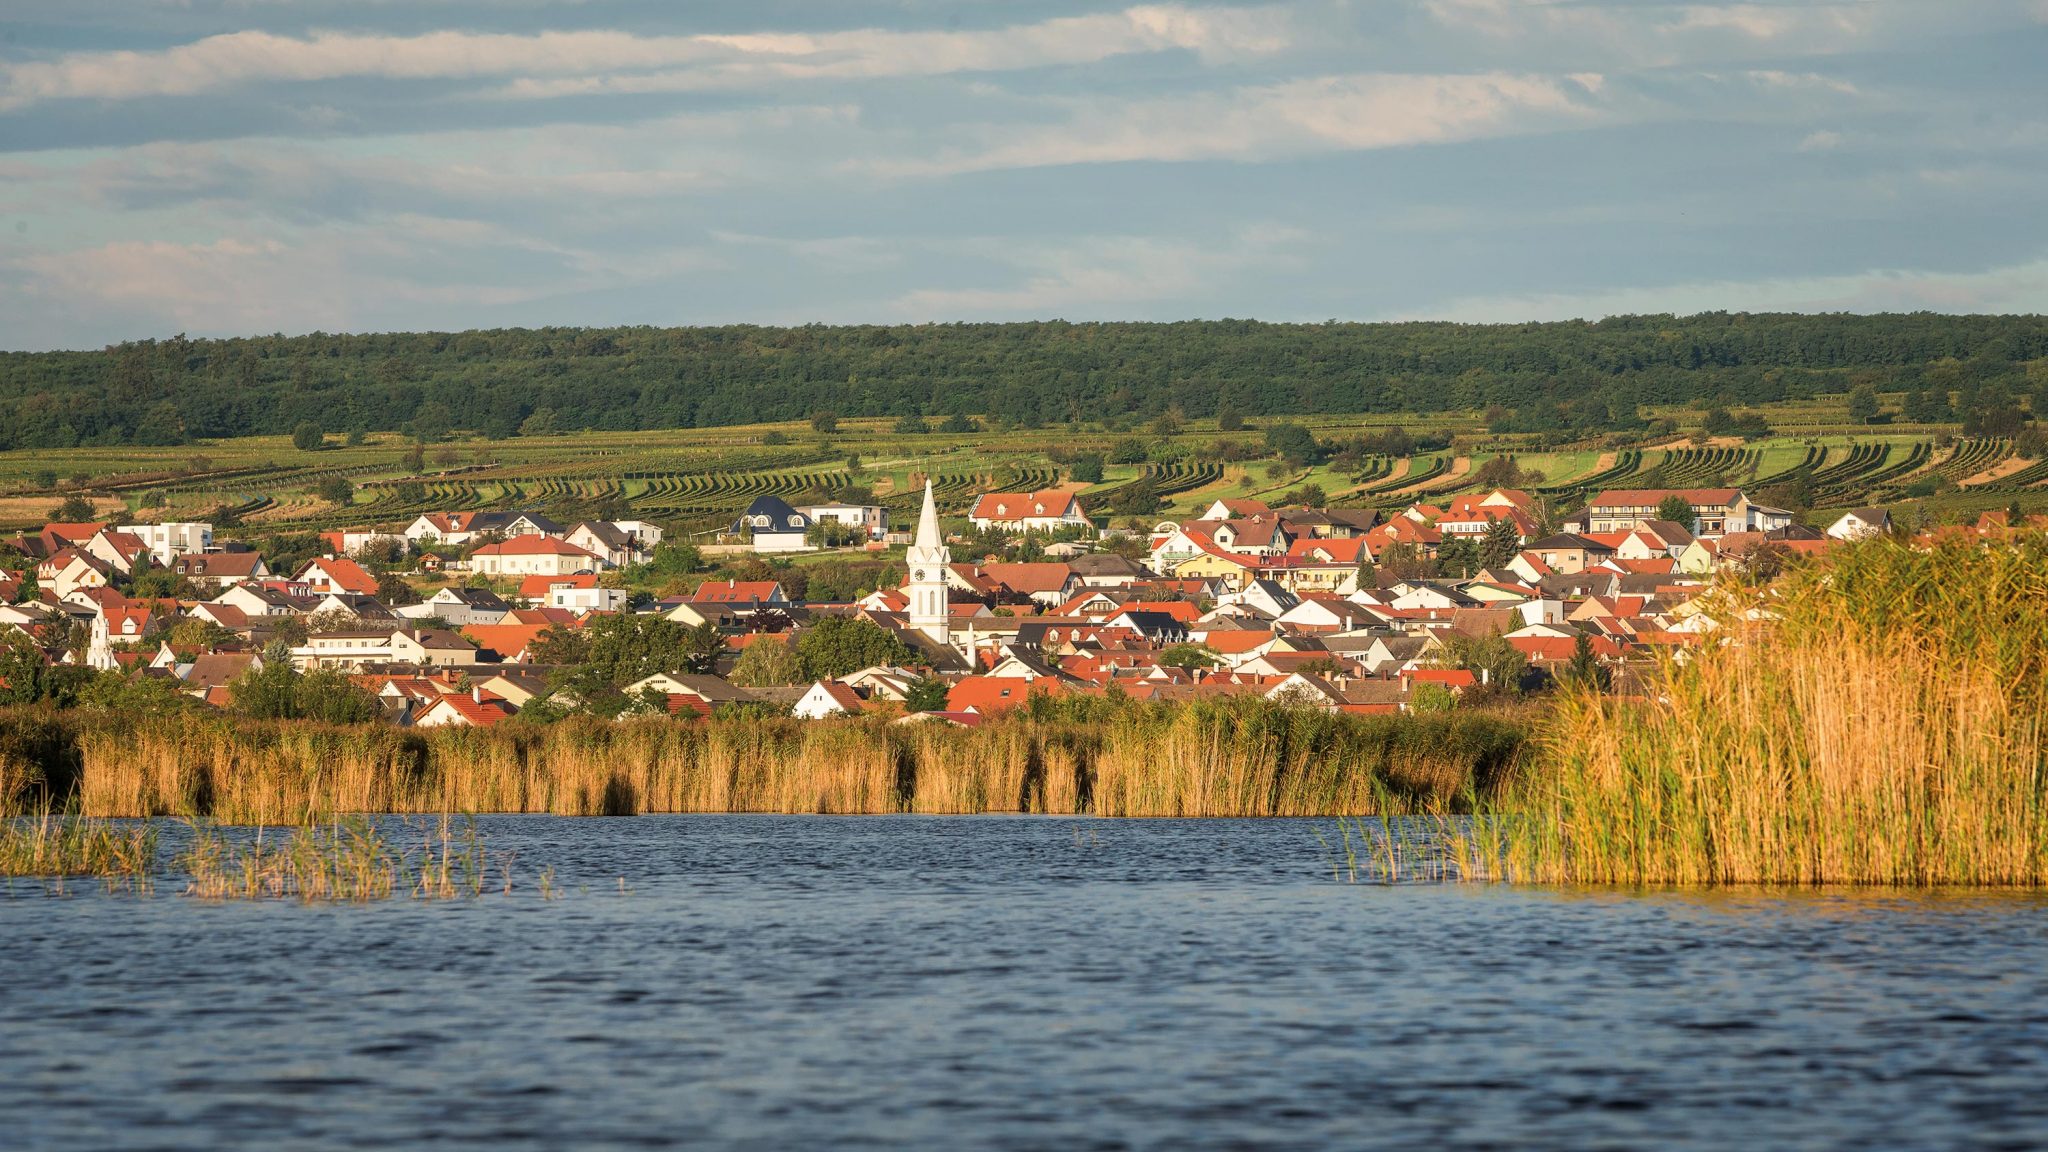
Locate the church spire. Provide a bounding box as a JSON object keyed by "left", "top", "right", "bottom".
{"left": 906, "top": 478, "right": 950, "bottom": 648}
{"left": 915, "top": 478, "right": 941, "bottom": 551}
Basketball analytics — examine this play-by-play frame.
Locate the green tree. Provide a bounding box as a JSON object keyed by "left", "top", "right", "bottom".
{"left": 375, "top": 572, "right": 417, "bottom": 607}
{"left": 728, "top": 638, "right": 803, "bottom": 686}
{"left": 292, "top": 420, "right": 325, "bottom": 451}
{"left": 316, "top": 475, "right": 353, "bottom": 504}
{"left": 134, "top": 401, "right": 186, "bottom": 447}
{"left": 1216, "top": 399, "right": 1244, "bottom": 432}
{"left": 1557, "top": 631, "right": 1611, "bottom": 693}
{"left": 795, "top": 617, "right": 913, "bottom": 679}
{"left": 1158, "top": 642, "right": 1220, "bottom": 669}
{"left": 1478, "top": 517, "right": 1521, "bottom": 570}
{"left": 651, "top": 541, "right": 702, "bottom": 577}
{"left": 810, "top": 411, "right": 839, "bottom": 434}
{"left": 1069, "top": 454, "right": 1105, "bottom": 484}
{"left": 51, "top": 492, "right": 96, "bottom": 522}
{"left": 893, "top": 414, "right": 930, "bottom": 435}
{"left": 939, "top": 412, "right": 978, "bottom": 435}
{"left": 519, "top": 408, "right": 558, "bottom": 436}
{"left": 1439, "top": 631, "right": 1528, "bottom": 697}
{"left": 903, "top": 674, "right": 950, "bottom": 712}
{"left": 1655, "top": 495, "right": 1696, "bottom": 532}
{"left": 1847, "top": 384, "right": 1882, "bottom": 424}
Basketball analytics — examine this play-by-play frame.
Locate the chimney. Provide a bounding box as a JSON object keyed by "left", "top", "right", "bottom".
{"left": 473, "top": 685, "right": 483, "bottom": 703}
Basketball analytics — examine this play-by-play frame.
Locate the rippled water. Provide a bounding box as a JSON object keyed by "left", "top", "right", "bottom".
{"left": 4, "top": 816, "right": 2047, "bottom": 1150}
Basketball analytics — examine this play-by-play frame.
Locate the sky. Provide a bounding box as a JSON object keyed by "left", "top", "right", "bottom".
{"left": 0, "top": 0, "right": 2044, "bottom": 351}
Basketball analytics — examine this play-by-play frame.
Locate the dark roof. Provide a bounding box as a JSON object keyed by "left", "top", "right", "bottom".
{"left": 732, "top": 495, "right": 810, "bottom": 536}
{"left": 1527, "top": 533, "right": 1610, "bottom": 552}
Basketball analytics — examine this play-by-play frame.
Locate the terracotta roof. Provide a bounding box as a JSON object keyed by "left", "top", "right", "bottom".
{"left": 692, "top": 580, "right": 785, "bottom": 604}
{"left": 971, "top": 490, "right": 1079, "bottom": 521}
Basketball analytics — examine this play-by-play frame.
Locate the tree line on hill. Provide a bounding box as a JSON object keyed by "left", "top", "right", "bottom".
{"left": 1, "top": 315, "right": 2045, "bottom": 450}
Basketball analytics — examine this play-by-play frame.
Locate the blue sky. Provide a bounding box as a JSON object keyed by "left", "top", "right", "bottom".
{"left": 1, "top": 0, "right": 2044, "bottom": 350}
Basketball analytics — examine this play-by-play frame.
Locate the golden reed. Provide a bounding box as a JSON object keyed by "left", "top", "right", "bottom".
{"left": 1500, "top": 534, "right": 2048, "bottom": 886}
{"left": 0, "top": 701, "right": 1527, "bottom": 821}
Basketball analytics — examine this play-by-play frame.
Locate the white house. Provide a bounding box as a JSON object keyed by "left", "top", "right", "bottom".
{"left": 798, "top": 503, "right": 888, "bottom": 541}
{"left": 117, "top": 522, "right": 213, "bottom": 566}
{"left": 395, "top": 587, "right": 511, "bottom": 628}
{"left": 791, "top": 680, "right": 868, "bottom": 719}
{"left": 548, "top": 584, "right": 628, "bottom": 614}
{"left": 1827, "top": 508, "right": 1891, "bottom": 540}
{"left": 468, "top": 536, "right": 603, "bottom": 577}
{"left": 731, "top": 496, "right": 813, "bottom": 553}
{"left": 970, "top": 490, "right": 1091, "bottom": 534}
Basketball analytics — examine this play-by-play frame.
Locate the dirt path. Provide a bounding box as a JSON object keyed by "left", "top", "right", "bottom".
{"left": 1962, "top": 455, "right": 2035, "bottom": 487}
{"left": 1390, "top": 455, "right": 1471, "bottom": 497}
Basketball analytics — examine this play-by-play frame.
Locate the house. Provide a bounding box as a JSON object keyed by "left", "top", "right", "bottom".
{"left": 1196, "top": 518, "right": 1291, "bottom": 557}
{"left": 970, "top": 490, "right": 1091, "bottom": 534}
{"left": 321, "top": 528, "right": 406, "bottom": 557}
{"left": 1828, "top": 508, "right": 1891, "bottom": 540}
{"left": 39, "top": 549, "right": 112, "bottom": 598}
{"left": 403, "top": 512, "right": 518, "bottom": 547}
{"left": 565, "top": 521, "right": 659, "bottom": 567}
{"left": 290, "top": 627, "right": 478, "bottom": 670}
{"left": 116, "top": 522, "right": 213, "bottom": 566}
{"left": 295, "top": 556, "right": 380, "bottom": 597}
{"left": 691, "top": 579, "right": 790, "bottom": 614}
{"left": 973, "top": 562, "right": 1077, "bottom": 608}
{"left": 1429, "top": 490, "right": 1538, "bottom": 541}
{"left": 212, "top": 583, "right": 317, "bottom": 618}
{"left": 468, "top": 536, "right": 603, "bottom": 578}
{"left": 1065, "top": 553, "right": 1149, "bottom": 588}
{"left": 1587, "top": 489, "right": 1752, "bottom": 538}
{"left": 547, "top": 584, "right": 628, "bottom": 614}
{"left": 797, "top": 503, "right": 888, "bottom": 541}
{"left": 791, "top": 680, "right": 869, "bottom": 719}
{"left": 172, "top": 551, "right": 269, "bottom": 590}
{"left": 1198, "top": 498, "right": 1271, "bottom": 521}
{"left": 1522, "top": 533, "right": 1612, "bottom": 576}
{"left": 82, "top": 530, "right": 151, "bottom": 576}
{"left": 414, "top": 690, "right": 514, "bottom": 728}
{"left": 731, "top": 495, "right": 813, "bottom": 553}
{"left": 398, "top": 587, "right": 512, "bottom": 628}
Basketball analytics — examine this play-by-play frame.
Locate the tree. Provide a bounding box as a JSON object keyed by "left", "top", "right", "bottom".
{"left": 762, "top": 430, "right": 790, "bottom": 446}
{"left": 51, "top": 493, "right": 95, "bottom": 522}
{"left": 1069, "top": 454, "right": 1105, "bottom": 484}
{"left": 940, "top": 412, "right": 980, "bottom": 434}
{"left": 375, "top": 572, "right": 417, "bottom": 607}
{"left": 903, "top": 674, "right": 950, "bottom": 712}
{"left": 1439, "top": 631, "right": 1528, "bottom": 697}
{"left": 1107, "top": 479, "right": 1160, "bottom": 517}
{"left": 1655, "top": 495, "right": 1696, "bottom": 532}
{"left": 651, "top": 541, "right": 702, "bottom": 577}
{"left": 810, "top": 411, "right": 839, "bottom": 434}
{"left": 1557, "top": 631, "right": 1611, "bottom": 693}
{"left": 795, "top": 617, "right": 913, "bottom": 679}
{"left": 1847, "top": 383, "right": 1881, "bottom": 424}
{"left": 893, "top": 414, "right": 930, "bottom": 435}
{"left": 411, "top": 403, "right": 453, "bottom": 442}
{"left": 519, "top": 408, "right": 558, "bottom": 436}
{"left": 1158, "top": 643, "right": 1220, "bottom": 669}
{"left": 1263, "top": 422, "right": 1321, "bottom": 466}
{"left": 1478, "top": 517, "right": 1521, "bottom": 570}
{"left": 1373, "top": 540, "right": 1436, "bottom": 582}
{"left": 316, "top": 475, "right": 353, "bottom": 505}
{"left": 292, "top": 421, "right": 324, "bottom": 451}
{"left": 728, "top": 637, "right": 803, "bottom": 687}
{"left": 1216, "top": 399, "right": 1244, "bottom": 432}
{"left": 134, "top": 401, "right": 186, "bottom": 447}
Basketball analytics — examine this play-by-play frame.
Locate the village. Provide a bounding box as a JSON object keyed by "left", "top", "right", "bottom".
{"left": 2, "top": 476, "right": 2029, "bottom": 730}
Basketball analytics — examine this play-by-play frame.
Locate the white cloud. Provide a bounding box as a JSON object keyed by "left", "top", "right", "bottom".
{"left": 1408, "top": 258, "right": 2048, "bottom": 322}
{"left": 890, "top": 224, "right": 1309, "bottom": 317}
{"left": 0, "top": 5, "right": 1292, "bottom": 111}
{"left": 867, "top": 71, "right": 1606, "bottom": 177}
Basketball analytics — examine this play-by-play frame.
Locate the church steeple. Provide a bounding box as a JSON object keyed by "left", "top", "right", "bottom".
{"left": 906, "top": 479, "right": 950, "bottom": 646}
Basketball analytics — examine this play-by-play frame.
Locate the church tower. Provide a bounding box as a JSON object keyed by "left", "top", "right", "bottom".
{"left": 906, "top": 479, "right": 951, "bottom": 647}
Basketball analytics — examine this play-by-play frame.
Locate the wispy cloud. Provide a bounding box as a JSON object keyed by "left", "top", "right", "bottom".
{"left": 867, "top": 71, "right": 1607, "bottom": 177}
{"left": 0, "top": 5, "right": 1292, "bottom": 112}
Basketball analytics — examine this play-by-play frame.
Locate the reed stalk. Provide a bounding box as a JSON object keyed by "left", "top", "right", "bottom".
{"left": 1498, "top": 535, "right": 2048, "bottom": 886}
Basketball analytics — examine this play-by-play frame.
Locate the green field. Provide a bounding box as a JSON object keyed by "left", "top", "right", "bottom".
{"left": 3, "top": 402, "right": 2042, "bottom": 538}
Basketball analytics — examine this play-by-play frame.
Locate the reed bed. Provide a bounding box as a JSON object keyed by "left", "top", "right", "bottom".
{"left": 0, "top": 813, "right": 157, "bottom": 890}
{"left": 14, "top": 702, "right": 1528, "bottom": 819}
{"left": 1500, "top": 535, "right": 2048, "bottom": 886}
{"left": 179, "top": 816, "right": 501, "bottom": 902}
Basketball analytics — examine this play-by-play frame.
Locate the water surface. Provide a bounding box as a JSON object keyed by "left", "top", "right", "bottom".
{"left": 4, "top": 816, "right": 2046, "bottom": 1149}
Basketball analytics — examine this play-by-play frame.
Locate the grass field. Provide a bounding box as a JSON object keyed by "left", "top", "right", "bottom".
{"left": 2, "top": 402, "right": 2040, "bottom": 537}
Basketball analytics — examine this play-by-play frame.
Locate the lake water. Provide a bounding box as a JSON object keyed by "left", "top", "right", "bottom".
{"left": 4, "top": 815, "right": 2047, "bottom": 1150}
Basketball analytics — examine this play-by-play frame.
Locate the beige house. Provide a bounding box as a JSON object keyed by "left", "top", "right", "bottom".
{"left": 468, "top": 536, "right": 603, "bottom": 577}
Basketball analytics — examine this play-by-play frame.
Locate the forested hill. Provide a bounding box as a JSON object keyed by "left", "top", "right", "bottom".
{"left": 1, "top": 314, "right": 2044, "bottom": 450}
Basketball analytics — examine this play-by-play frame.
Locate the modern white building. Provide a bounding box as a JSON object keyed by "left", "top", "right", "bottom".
{"left": 798, "top": 502, "right": 888, "bottom": 540}
{"left": 117, "top": 522, "right": 213, "bottom": 566}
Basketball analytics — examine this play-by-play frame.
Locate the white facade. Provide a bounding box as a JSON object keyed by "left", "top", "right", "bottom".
{"left": 799, "top": 503, "right": 888, "bottom": 540}
{"left": 118, "top": 522, "right": 213, "bottom": 566}
{"left": 548, "top": 585, "right": 629, "bottom": 614}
